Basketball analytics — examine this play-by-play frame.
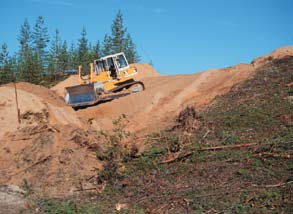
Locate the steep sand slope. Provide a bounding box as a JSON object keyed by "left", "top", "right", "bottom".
{"left": 76, "top": 46, "right": 293, "bottom": 134}
{"left": 76, "top": 68, "right": 254, "bottom": 134}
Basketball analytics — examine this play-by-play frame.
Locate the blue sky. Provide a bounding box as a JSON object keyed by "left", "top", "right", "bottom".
{"left": 0, "top": 0, "right": 292, "bottom": 74}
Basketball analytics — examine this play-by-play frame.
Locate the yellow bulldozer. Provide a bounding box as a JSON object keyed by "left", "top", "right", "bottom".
{"left": 65, "top": 52, "right": 145, "bottom": 108}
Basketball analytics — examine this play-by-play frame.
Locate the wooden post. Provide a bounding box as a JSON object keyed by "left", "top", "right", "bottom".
{"left": 78, "top": 65, "right": 83, "bottom": 84}
{"left": 14, "top": 82, "right": 21, "bottom": 124}
{"left": 90, "top": 63, "right": 94, "bottom": 83}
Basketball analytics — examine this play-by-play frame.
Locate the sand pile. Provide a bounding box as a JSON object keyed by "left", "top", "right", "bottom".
{"left": 51, "top": 75, "right": 79, "bottom": 97}
{"left": 0, "top": 83, "right": 103, "bottom": 197}
{"left": 0, "top": 82, "right": 81, "bottom": 139}
{"left": 251, "top": 46, "right": 293, "bottom": 67}
{"left": 131, "top": 63, "right": 160, "bottom": 80}
{"left": 76, "top": 46, "right": 293, "bottom": 134}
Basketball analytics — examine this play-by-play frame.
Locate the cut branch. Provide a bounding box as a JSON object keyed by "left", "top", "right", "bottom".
{"left": 160, "top": 143, "right": 258, "bottom": 164}
{"left": 10, "top": 155, "right": 52, "bottom": 177}
{"left": 252, "top": 181, "right": 293, "bottom": 188}
{"left": 256, "top": 152, "right": 290, "bottom": 159}
{"left": 198, "top": 143, "right": 257, "bottom": 151}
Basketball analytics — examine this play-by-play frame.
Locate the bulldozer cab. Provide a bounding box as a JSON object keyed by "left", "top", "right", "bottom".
{"left": 94, "top": 53, "right": 129, "bottom": 78}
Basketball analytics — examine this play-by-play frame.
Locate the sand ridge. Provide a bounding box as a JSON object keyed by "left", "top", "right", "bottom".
{"left": 77, "top": 46, "right": 293, "bottom": 134}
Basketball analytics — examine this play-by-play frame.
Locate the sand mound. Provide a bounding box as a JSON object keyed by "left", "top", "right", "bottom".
{"left": 251, "top": 46, "right": 293, "bottom": 67}
{"left": 0, "top": 83, "right": 81, "bottom": 139}
{"left": 76, "top": 67, "right": 256, "bottom": 134}
{"left": 77, "top": 46, "right": 293, "bottom": 134}
{"left": 51, "top": 75, "right": 79, "bottom": 97}
{"left": 131, "top": 63, "right": 160, "bottom": 80}
{"left": 0, "top": 83, "right": 102, "bottom": 197}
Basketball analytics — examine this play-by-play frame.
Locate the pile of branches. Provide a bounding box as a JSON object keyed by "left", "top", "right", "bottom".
{"left": 173, "top": 106, "right": 203, "bottom": 132}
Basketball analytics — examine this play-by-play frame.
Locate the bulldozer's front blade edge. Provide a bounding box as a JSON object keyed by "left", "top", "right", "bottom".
{"left": 65, "top": 84, "right": 98, "bottom": 108}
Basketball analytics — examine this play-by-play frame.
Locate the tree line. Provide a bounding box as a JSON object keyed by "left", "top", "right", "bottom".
{"left": 0, "top": 11, "right": 140, "bottom": 85}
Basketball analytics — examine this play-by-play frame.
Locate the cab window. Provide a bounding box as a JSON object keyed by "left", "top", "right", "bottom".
{"left": 117, "top": 55, "right": 128, "bottom": 69}
{"left": 107, "top": 58, "right": 115, "bottom": 68}
{"left": 95, "top": 60, "right": 106, "bottom": 74}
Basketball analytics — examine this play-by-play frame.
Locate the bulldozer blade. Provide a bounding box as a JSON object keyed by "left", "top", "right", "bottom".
{"left": 65, "top": 84, "right": 98, "bottom": 107}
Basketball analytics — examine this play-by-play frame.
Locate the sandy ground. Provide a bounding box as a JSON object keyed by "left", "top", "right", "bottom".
{"left": 0, "top": 123, "right": 102, "bottom": 197}
{"left": 0, "top": 46, "right": 292, "bottom": 197}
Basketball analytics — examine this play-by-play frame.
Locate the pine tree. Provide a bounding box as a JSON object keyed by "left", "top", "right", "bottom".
{"left": 77, "top": 27, "right": 89, "bottom": 70}
{"left": 88, "top": 42, "right": 93, "bottom": 60}
{"left": 58, "top": 41, "right": 69, "bottom": 72}
{"left": 124, "top": 33, "right": 140, "bottom": 63}
{"left": 48, "top": 29, "right": 61, "bottom": 80}
{"left": 47, "top": 54, "right": 55, "bottom": 80}
{"left": 17, "top": 18, "right": 42, "bottom": 83}
{"left": 108, "top": 11, "right": 140, "bottom": 61}
{"left": 17, "top": 19, "right": 32, "bottom": 82}
{"left": 93, "top": 40, "right": 101, "bottom": 59}
{"left": 21, "top": 48, "right": 42, "bottom": 84}
{"left": 30, "top": 50, "right": 42, "bottom": 84}
{"left": 88, "top": 40, "right": 101, "bottom": 61}
{"left": 9, "top": 56, "right": 18, "bottom": 79}
{"left": 47, "top": 54, "right": 56, "bottom": 81}
{"left": 111, "top": 10, "right": 126, "bottom": 53}
{"left": 101, "top": 35, "right": 112, "bottom": 56}
{"left": 17, "top": 19, "right": 31, "bottom": 55}
{"left": 32, "top": 16, "right": 50, "bottom": 74}
{"left": 0, "top": 43, "right": 14, "bottom": 83}
{"left": 68, "top": 42, "right": 78, "bottom": 70}
{"left": 0, "top": 43, "right": 9, "bottom": 66}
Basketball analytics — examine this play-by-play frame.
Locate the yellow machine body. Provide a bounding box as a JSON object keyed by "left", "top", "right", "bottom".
{"left": 65, "top": 52, "right": 144, "bottom": 108}
{"left": 78, "top": 63, "right": 139, "bottom": 92}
